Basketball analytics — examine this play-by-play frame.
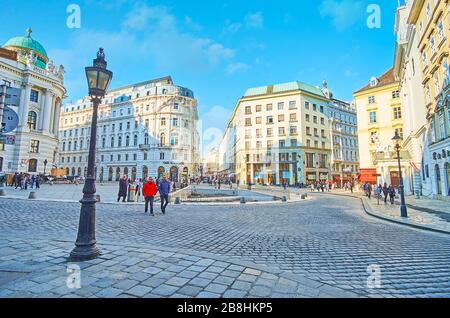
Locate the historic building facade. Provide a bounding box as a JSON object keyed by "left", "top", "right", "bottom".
{"left": 219, "top": 81, "right": 332, "bottom": 186}
{"left": 0, "top": 29, "right": 66, "bottom": 174}
{"left": 407, "top": 0, "right": 449, "bottom": 198}
{"left": 354, "top": 68, "right": 413, "bottom": 194}
{"left": 58, "top": 76, "right": 200, "bottom": 183}
{"left": 327, "top": 98, "right": 359, "bottom": 187}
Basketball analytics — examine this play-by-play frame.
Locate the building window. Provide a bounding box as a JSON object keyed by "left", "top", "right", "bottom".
{"left": 173, "top": 103, "right": 179, "bottom": 110}
{"left": 438, "top": 112, "right": 446, "bottom": 140}
{"left": 266, "top": 104, "right": 273, "bottom": 111}
{"left": 305, "top": 101, "right": 310, "bottom": 110}
{"left": 278, "top": 114, "right": 285, "bottom": 122}
{"left": 255, "top": 117, "right": 262, "bottom": 124}
{"left": 267, "top": 128, "right": 273, "bottom": 137}
{"left": 30, "top": 140, "right": 40, "bottom": 153}
{"left": 290, "top": 113, "right": 297, "bottom": 122}
{"left": 392, "top": 90, "right": 400, "bottom": 99}
{"left": 395, "top": 128, "right": 404, "bottom": 140}
{"left": 30, "top": 90, "right": 39, "bottom": 103}
{"left": 172, "top": 118, "right": 178, "bottom": 127}
{"left": 111, "top": 137, "right": 115, "bottom": 148}
{"left": 306, "top": 114, "right": 310, "bottom": 122}
{"left": 266, "top": 116, "right": 273, "bottom": 124}
{"left": 393, "top": 107, "right": 402, "bottom": 120}
{"left": 289, "top": 101, "right": 297, "bottom": 109}
{"left": 134, "top": 135, "right": 138, "bottom": 146}
{"left": 161, "top": 118, "right": 166, "bottom": 126}
{"left": 369, "top": 112, "right": 377, "bottom": 123}
{"left": 160, "top": 153, "right": 165, "bottom": 160}
{"left": 245, "top": 106, "right": 252, "bottom": 115}
{"left": 368, "top": 96, "right": 376, "bottom": 104}
{"left": 278, "top": 127, "right": 286, "bottom": 136}
{"left": 126, "top": 135, "right": 130, "bottom": 147}
{"left": 277, "top": 102, "right": 284, "bottom": 110}
{"left": 28, "top": 159, "right": 38, "bottom": 173}
{"left": 245, "top": 118, "right": 252, "bottom": 126}
{"left": 27, "top": 111, "right": 37, "bottom": 130}
{"left": 255, "top": 105, "right": 262, "bottom": 112}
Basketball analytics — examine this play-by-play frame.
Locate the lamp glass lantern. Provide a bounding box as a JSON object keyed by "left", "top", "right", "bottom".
{"left": 85, "top": 48, "right": 113, "bottom": 98}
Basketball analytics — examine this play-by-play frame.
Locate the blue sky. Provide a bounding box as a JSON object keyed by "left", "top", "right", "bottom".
{"left": 2, "top": 0, "right": 398, "bottom": 135}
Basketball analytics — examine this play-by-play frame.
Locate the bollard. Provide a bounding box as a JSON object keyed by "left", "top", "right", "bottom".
{"left": 240, "top": 197, "right": 246, "bottom": 204}
{"left": 95, "top": 195, "right": 101, "bottom": 203}
{"left": 28, "top": 192, "right": 37, "bottom": 200}
{"left": 175, "top": 197, "right": 181, "bottom": 204}
{"left": 0, "top": 188, "right": 6, "bottom": 196}
{"left": 282, "top": 196, "right": 287, "bottom": 202}
{"left": 301, "top": 194, "right": 307, "bottom": 200}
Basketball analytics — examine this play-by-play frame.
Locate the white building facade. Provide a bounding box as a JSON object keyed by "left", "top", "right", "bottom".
{"left": 58, "top": 76, "right": 200, "bottom": 183}
{"left": 327, "top": 99, "right": 360, "bottom": 187}
{"left": 0, "top": 29, "right": 66, "bottom": 175}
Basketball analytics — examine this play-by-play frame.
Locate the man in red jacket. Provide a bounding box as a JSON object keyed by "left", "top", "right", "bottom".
{"left": 142, "top": 177, "right": 158, "bottom": 216}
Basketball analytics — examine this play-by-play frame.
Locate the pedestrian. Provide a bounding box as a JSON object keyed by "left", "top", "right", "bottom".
{"left": 31, "top": 175, "right": 36, "bottom": 189}
{"left": 367, "top": 183, "right": 372, "bottom": 199}
{"left": 382, "top": 183, "right": 388, "bottom": 204}
{"left": 159, "top": 176, "right": 171, "bottom": 214}
{"left": 374, "top": 184, "right": 382, "bottom": 205}
{"left": 117, "top": 175, "right": 128, "bottom": 202}
{"left": 143, "top": 177, "right": 158, "bottom": 216}
{"left": 389, "top": 185, "right": 396, "bottom": 205}
{"left": 135, "top": 178, "right": 142, "bottom": 202}
{"left": 35, "top": 175, "right": 40, "bottom": 189}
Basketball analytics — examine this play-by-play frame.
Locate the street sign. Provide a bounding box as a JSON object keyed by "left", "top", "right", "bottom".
{"left": 0, "top": 135, "right": 15, "bottom": 145}
{"left": 0, "top": 85, "right": 21, "bottom": 107}
{"left": 1, "top": 106, "right": 19, "bottom": 133}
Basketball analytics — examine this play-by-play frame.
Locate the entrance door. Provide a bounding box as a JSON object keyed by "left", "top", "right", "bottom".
{"left": 390, "top": 171, "right": 400, "bottom": 188}
{"left": 435, "top": 164, "right": 442, "bottom": 195}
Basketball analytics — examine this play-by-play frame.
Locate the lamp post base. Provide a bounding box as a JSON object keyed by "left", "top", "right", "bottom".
{"left": 69, "top": 245, "right": 101, "bottom": 262}
{"left": 400, "top": 205, "right": 408, "bottom": 218}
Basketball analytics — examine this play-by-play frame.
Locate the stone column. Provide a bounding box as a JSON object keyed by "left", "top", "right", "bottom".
{"left": 19, "top": 84, "right": 32, "bottom": 130}
{"left": 52, "top": 99, "right": 61, "bottom": 135}
{"left": 42, "top": 90, "right": 54, "bottom": 134}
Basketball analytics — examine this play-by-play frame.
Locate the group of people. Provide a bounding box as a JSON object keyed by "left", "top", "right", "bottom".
{"left": 363, "top": 182, "right": 397, "bottom": 204}
{"left": 117, "top": 175, "right": 172, "bottom": 216}
{"left": 309, "top": 181, "right": 335, "bottom": 193}
{"left": 7, "top": 173, "right": 41, "bottom": 190}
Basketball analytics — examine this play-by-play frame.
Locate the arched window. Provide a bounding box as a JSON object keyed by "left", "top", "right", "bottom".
{"left": 80, "top": 140, "right": 83, "bottom": 150}
{"left": 118, "top": 136, "right": 122, "bottom": 147}
{"left": 74, "top": 141, "right": 78, "bottom": 151}
{"left": 126, "top": 135, "right": 130, "bottom": 147}
{"left": 68, "top": 141, "right": 72, "bottom": 151}
{"left": 102, "top": 138, "right": 106, "bottom": 148}
{"left": 27, "top": 111, "right": 37, "bottom": 130}
{"left": 134, "top": 135, "right": 138, "bottom": 146}
{"left": 160, "top": 133, "right": 165, "bottom": 145}
{"left": 111, "top": 137, "right": 114, "bottom": 148}
{"left": 144, "top": 133, "right": 149, "bottom": 145}
{"left": 62, "top": 142, "right": 66, "bottom": 151}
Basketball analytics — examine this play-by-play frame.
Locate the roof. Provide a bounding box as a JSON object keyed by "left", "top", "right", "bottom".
{"left": 243, "top": 81, "right": 326, "bottom": 98}
{"left": 3, "top": 28, "right": 48, "bottom": 59}
{"left": 109, "top": 76, "right": 173, "bottom": 93}
{"left": 354, "top": 68, "right": 398, "bottom": 94}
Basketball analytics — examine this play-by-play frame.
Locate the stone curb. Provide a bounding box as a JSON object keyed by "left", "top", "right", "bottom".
{"left": 317, "top": 192, "right": 450, "bottom": 235}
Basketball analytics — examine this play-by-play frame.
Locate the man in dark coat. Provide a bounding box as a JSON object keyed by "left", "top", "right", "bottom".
{"left": 117, "top": 175, "right": 128, "bottom": 202}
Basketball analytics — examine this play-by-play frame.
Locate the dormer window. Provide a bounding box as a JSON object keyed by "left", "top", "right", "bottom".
{"left": 369, "top": 77, "right": 378, "bottom": 87}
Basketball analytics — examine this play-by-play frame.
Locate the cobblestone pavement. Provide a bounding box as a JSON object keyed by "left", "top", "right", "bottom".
{"left": 1, "top": 195, "right": 450, "bottom": 298}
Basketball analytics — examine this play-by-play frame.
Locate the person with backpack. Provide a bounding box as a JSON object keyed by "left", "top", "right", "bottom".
{"left": 142, "top": 178, "right": 158, "bottom": 216}
{"left": 159, "top": 176, "right": 171, "bottom": 214}
{"left": 388, "top": 185, "right": 396, "bottom": 205}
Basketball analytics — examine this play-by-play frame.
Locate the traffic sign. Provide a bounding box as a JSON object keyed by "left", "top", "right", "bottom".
{"left": 1, "top": 106, "right": 19, "bottom": 133}
{"left": 0, "top": 135, "right": 15, "bottom": 145}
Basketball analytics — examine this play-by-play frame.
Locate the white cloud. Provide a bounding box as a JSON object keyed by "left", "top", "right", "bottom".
{"left": 52, "top": 3, "right": 237, "bottom": 99}
{"left": 319, "top": 0, "right": 365, "bottom": 31}
{"left": 245, "top": 12, "right": 264, "bottom": 29}
{"left": 223, "top": 20, "right": 242, "bottom": 34}
{"left": 184, "top": 16, "right": 203, "bottom": 31}
{"left": 226, "top": 62, "right": 250, "bottom": 75}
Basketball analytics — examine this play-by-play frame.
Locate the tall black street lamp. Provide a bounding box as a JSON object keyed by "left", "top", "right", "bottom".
{"left": 392, "top": 133, "right": 408, "bottom": 218}
{"left": 69, "top": 48, "right": 113, "bottom": 261}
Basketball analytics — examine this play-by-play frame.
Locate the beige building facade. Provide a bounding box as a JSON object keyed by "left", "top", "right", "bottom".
{"left": 221, "top": 81, "right": 332, "bottom": 186}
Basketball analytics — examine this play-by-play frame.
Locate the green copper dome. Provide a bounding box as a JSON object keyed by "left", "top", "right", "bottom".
{"left": 4, "top": 28, "right": 48, "bottom": 60}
